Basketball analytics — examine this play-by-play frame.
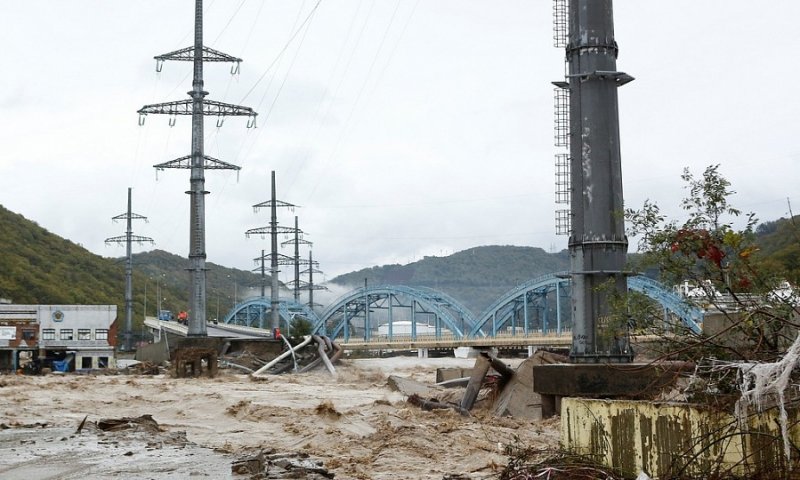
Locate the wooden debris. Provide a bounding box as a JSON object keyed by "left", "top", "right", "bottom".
{"left": 408, "top": 394, "right": 469, "bottom": 417}
{"left": 75, "top": 415, "right": 88, "bottom": 434}
{"left": 97, "top": 414, "right": 160, "bottom": 434}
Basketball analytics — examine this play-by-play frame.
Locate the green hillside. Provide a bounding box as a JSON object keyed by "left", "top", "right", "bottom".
{"left": 754, "top": 215, "right": 800, "bottom": 284}
{"left": 0, "top": 204, "right": 267, "bottom": 337}
{"left": 0, "top": 205, "right": 124, "bottom": 306}
{"left": 329, "top": 246, "right": 571, "bottom": 314}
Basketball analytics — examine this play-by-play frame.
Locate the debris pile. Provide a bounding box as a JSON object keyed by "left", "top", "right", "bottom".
{"left": 500, "top": 447, "right": 627, "bottom": 480}
{"left": 250, "top": 335, "right": 341, "bottom": 377}
{"left": 391, "top": 349, "right": 565, "bottom": 419}
{"left": 232, "top": 449, "right": 334, "bottom": 479}
{"left": 97, "top": 414, "right": 160, "bottom": 433}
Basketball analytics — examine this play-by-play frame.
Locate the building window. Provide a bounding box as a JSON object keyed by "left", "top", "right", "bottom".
{"left": 98, "top": 357, "right": 109, "bottom": 368}
{"left": 95, "top": 329, "right": 108, "bottom": 340}
{"left": 60, "top": 329, "right": 74, "bottom": 341}
{"left": 42, "top": 329, "right": 55, "bottom": 340}
{"left": 22, "top": 329, "right": 36, "bottom": 341}
{"left": 81, "top": 357, "right": 93, "bottom": 369}
{"left": 77, "top": 329, "right": 92, "bottom": 340}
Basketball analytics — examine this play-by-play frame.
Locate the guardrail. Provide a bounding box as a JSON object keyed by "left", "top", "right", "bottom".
{"left": 339, "top": 332, "right": 574, "bottom": 350}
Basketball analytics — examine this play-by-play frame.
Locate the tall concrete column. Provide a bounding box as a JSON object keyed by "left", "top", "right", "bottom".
{"left": 567, "top": 0, "right": 631, "bottom": 362}
{"left": 187, "top": 0, "right": 208, "bottom": 336}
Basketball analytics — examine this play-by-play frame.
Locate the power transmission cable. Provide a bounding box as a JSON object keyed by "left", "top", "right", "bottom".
{"left": 358, "top": 0, "right": 419, "bottom": 125}
{"left": 211, "top": 0, "right": 318, "bottom": 179}
{"left": 224, "top": 1, "right": 321, "bottom": 174}
{"left": 255, "top": 6, "right": 315, "bottom": 127}
{"left": 211, "top": 0, "right": 248, "bottom": 46}
{"left": 239, "top": 0, "right": 323, "bottom": 104}
{"left": 305, "top": 0, "right": 400, "bottom": 201}
{"left": 252, "top": 0, "right": 310, "bottom": 119}
{"left": 282, "top": 0, "right": 367, "bottom": 191}
{"left": 280, "top": 0, "right": 376, "bottom": 198}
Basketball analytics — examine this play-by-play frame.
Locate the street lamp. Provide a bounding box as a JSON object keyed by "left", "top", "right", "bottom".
{"left": 227, "top": 274, "right": 238, "bottom": 307}
{"left": 144, "top": 277, "right": 150, "bottom": 322}
{"left": 156, "top": 273, "right": 166, "bottom": 318}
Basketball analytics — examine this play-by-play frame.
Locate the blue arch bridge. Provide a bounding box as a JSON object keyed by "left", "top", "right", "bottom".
{"left": 221, "top": 273, "right": 703, "bottom": 347}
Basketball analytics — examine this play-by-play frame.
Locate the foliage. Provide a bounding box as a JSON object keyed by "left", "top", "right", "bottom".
{"left": 288, "top": 317, "right": 314, "bottom": 337}
{"left": 625, "top": 165, "right": 799, "bottom": 363}
{"left": 0, "top": 205, "right": 125, "bottom": 307}
{"left": 754, "top": 214, "right": 800, "bottom": 285}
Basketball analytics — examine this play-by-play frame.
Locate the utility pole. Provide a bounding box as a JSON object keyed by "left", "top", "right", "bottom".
{"left": 105, "top": 187, "right": 154, "bottom": 352}
{"left": 281, "top": 216, "right": 313, "bottom": 301}
{"left": 137, "top": 0, "right": 256, "bottom": 337}
{"left": 245, "top": 171, "right": 301, "bottom": 333}
{"left": 552, "top": 0, "right": 633, "bottom": 362}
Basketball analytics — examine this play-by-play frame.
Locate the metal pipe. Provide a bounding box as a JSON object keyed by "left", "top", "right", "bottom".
{"left": 312, "top": 335, "right": 336, "bottom": 375}
{"left": 250, "top": 335, "right": 313, "bottom": 376}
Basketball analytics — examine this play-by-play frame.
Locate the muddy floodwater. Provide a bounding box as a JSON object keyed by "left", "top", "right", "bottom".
{"left": 0, "top": 357, "right": 559, "bottom": 479}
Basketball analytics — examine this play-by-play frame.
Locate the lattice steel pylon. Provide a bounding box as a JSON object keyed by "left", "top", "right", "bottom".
{"left": 136, "top": 0, "right": 256, "bottom": 336}
{"left": 299, "top": 250, "right": 327, "bottom": 311}
{"left": 281, "top": 216, "right": 313, "bottom": 301}
{"left": 105, "top": 188, "right": 154, "bottom": 351}
{"left": 245, "top": 171, "right": 302, "bottom": 332}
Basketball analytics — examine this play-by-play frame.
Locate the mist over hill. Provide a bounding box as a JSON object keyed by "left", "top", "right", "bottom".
{"left": 329, "top": 246, "right": 570, "bottom": 314}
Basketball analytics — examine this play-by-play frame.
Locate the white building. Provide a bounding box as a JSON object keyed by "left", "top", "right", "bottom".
{"left": 0, "top": 304, "right": 118, "bottom": 371}
{"left": 377, "top": 321, "right": 451, "bottom": 337}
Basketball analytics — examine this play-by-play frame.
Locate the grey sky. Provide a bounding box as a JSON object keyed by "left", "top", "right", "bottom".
{"left": 1, "top": 1, "right": 798, "bottom": 287}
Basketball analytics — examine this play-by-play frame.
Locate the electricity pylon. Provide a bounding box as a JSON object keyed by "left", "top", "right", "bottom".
{"left": 105, "top": 187, "right": 154, "bottom": 352}
{"left": 136, "top": 0, "right": 257, "bottom": 336}
{"left": 245, "top": 171, "right": 302, "bottom": 332}
{"left": 281, "top": 216, "right": 313, "bottom": 301}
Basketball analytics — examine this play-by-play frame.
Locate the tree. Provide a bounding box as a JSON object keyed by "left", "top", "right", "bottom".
{"left": 625, "top": 165, "right": 799, "bottom": 363}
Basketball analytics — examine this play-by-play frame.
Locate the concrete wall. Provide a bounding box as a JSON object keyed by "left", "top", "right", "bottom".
{"left": 562, "top": 398, "right": 800, "bottom": 478}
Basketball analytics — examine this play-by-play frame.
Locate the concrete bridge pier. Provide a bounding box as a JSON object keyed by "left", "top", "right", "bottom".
{"left": 417, "top": 348, "right": 428, "bottom": 358}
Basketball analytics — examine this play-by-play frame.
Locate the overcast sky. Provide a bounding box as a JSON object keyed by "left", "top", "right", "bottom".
{"left": 1, "top": 1, "right": 798, "bottom": 288}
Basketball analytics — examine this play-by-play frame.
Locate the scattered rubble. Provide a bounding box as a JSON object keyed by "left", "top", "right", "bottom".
{"left": 232, "top": 450, "right": 334, "bottom": 479}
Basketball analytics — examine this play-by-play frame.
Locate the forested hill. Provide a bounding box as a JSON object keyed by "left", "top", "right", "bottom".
{"left": 329, "top": 246, "right": 570, "bottom": 314}
{"left": 0, "top": 204, "right": 265, "bottom": 326}
{"left": 754, "top": 215, "right": 800, "bottom": 284}
{"left": 0, "top": 204, "right": 123, "bottom": 306}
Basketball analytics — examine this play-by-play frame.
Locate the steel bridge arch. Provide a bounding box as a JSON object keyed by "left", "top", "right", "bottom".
{"left": 222, "top": 296, "right": 320, "bottom": 334}
{"left": 468, "top": 273, "right": 570, "bottom": 338}
{"left": 314, "top": 285, "right": 476, "bottom": 342}
{"left": 468, "top": 272, "right": 703, "bottom": 338}
{"left": 627, "top": 276, "right": 702, "bottom": 333}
